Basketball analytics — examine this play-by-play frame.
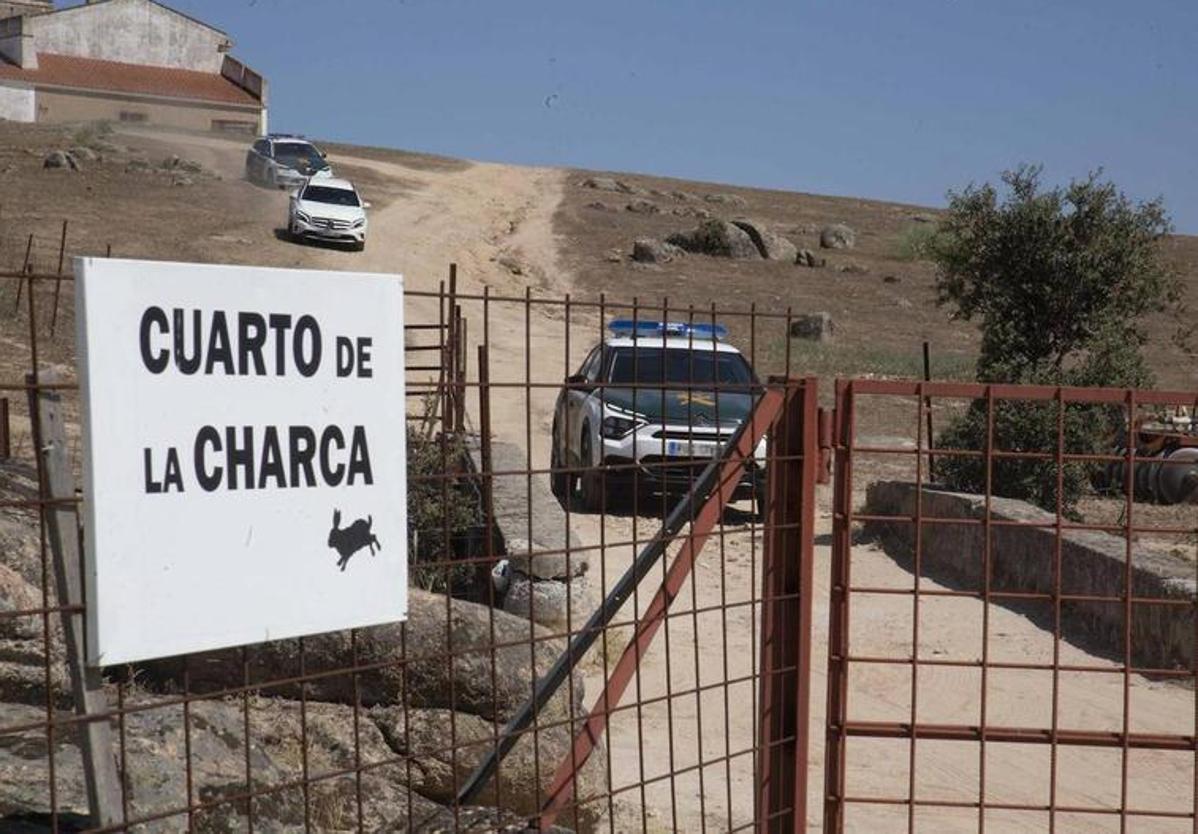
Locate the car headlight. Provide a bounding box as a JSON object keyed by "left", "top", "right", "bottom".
{"left": 351, "top": 218, "right": 366, "bottom": 228}
{"left": 295, "top": 210, "right": 310, "bottom": 223}
{"left": 601, "top": 415, "right": 638, "bottom": 439}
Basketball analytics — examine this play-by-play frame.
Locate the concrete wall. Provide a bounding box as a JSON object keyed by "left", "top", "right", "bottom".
{"left": 36, "top": 87, "right": 259, "bottom": 133}
{"left": 0, "top": 1, "right": 53, "bottom": 19}
{"left": 29, "top": 0, "right": 230, "bottom": 72}
{"left": 0, "top": 83, "right": 34, "bottom": 121}
{"left": 864, "top": 481, "right": 1196, "bottom": 671}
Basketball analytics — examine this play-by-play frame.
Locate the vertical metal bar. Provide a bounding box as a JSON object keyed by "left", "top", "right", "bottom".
{"left": 437, "top": 280, "right": 460, "bottom": 832}
{"left": 758, "top": 380, "right": 794, "bottom": 831}
{"left": 50, "top": 219, "right": 67, "bottom": 336}
{"left": 1049, "top": 389, "right": 1065, "bottom": 831}
{"left": 756, "top": 378, "right": 817, "bottom": 833}
{"left": 749, "top": 302, "right": 760, "bottom": 830}
{"left": 907, "top": 383, "right": 927, "bottom": 833}
{"left": 1192, "top": 416, "right": 1198, "bottom": 834}
{"left": 1119, "top": 390, "right": 1136, "bottom": 834}
{"left": 595, "top": 292, "right": 616, "bottom": 833}
{"left": 923, "top": 341, "right": 935, "bottom": 477}
{"left": 438, "top": 280, "right": 448, "bottom": 438}
{"left": 183, "top": 658, "right": 195, "bottom": 832}
{"left": 14, "top": 233, "right": 32, "bottom": 312}
{"left": 823, "top": 379, "right": 854, "bottom": 833}
{"left": 351, "top": 629, "right": 364, "bottom": 831}
{"left": 631, "top": 297, "right": 649, "bottom": 834}
{"left": 660, "top": 297, "right": 680, "bottom": 834}
{"left": 793, "top": 379, "right": 817, "bottom": 832}
{"left": 712, "top": 308, "right": 729, "bottom": 833}
{"left": 447, "top": 264, "right": 459, "bottom": 434}
{"left": 686, "top": 306, "right": 709, "bottom": 834}
{"left": 116, "top": 681, "right": 129, "bottom": 825}
{"left": 26, "top": 368, "right": 123, "bottom": 827}
{"left": 457, "top": 312, "right": 467, "bottom": 434}
{"left": 978, "top": 386, "right": 995, "bottom": 832}
{"left": 562, "top": 292, "right": 582, "bottom": 834}
{"left": 0, "top": 397, "right": 9, "bottom": 459}
{"left": 479, "top": 332, "right": 505, "bottom": 814}
{"left": 299, "top": 637, "right": 311, "bottom": 832}
{"left": 242, "top": 647, "right": 254, "bottom": 833}
{"left": 476, "top": 342, "right": 496, "bottom": 594}
{"left": 675, "top": 305, "right": 705, "bottom": 834}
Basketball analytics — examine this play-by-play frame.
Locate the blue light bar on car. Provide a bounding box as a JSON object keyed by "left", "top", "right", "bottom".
{"left": 607, "top": 319, "right": 728, "bottom": 340}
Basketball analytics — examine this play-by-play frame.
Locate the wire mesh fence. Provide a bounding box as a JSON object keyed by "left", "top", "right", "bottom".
{"left": 824, "top": 379, "right": 1198, "bottom": 833}
{"left": 0, "top": 263, "right": 818, "bottom": 833}
{"left": 5, "top": 251, "right": 1194, "bottom": 833}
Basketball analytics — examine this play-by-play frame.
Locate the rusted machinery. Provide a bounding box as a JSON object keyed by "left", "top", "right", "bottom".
{"left": 1101, "top": 409, "right": 1198, "bottom": 505}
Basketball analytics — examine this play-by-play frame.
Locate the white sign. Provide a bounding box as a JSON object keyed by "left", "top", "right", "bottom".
{"left": 75, "top": 258, "right": 407, "bottom": 665}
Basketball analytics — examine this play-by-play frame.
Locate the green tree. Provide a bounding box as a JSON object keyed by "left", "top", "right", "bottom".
{"left": 931, "top": 165, "right": 1183, "bottom": 514}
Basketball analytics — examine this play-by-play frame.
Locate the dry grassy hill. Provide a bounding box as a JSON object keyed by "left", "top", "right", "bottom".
{"left": 554, "top": 168, "right": 1198, "bottom": 392}
{"left": 3, "top": 121, "right": 1195, "bottom": 390}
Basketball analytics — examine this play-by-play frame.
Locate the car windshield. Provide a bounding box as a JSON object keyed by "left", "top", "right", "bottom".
{"left": 301, "top": 185, "right": 360, "bottom": 207}
{"left": 274, "top": 143, "right": 326, "bottom": 171}
{"left": 607, "top": 347, "right": 755, "bottom": 386}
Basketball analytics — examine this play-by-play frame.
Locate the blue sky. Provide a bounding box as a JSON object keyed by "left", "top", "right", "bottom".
{"left": 91, "top": 0, "right": 1198, "bottom": 231}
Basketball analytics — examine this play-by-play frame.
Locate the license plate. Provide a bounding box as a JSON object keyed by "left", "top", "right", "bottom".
{"left": 666, "top": 439, "right": 718, "bottom": 458}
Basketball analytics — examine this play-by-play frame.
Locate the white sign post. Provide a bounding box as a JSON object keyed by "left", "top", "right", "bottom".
{"left": 75, "top": 258, "right": 407, "bottom": 666}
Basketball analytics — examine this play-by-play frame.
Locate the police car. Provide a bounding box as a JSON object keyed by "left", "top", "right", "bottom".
{"left": 550, "top": 319, "right": 765, "bottom": 512}
{"left": 245, "top": 134, "right": 332, "bottom": 190}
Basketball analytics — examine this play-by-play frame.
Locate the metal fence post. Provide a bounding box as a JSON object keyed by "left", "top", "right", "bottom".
{"left": 27, "top": 369, "right": 123, "bottom": 827}
{"left": 0, "top": 397, "right": 9, "bottom": 459}
{"left": 757, "top": 377, "right": 817, "bottom": 833}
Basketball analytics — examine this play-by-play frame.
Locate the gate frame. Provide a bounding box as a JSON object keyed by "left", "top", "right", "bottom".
{"left": 757, "top": 377, "right": 819, "bottom": 833}
{"left": 520, "top": 377, "right": 818, "bottom": 831}
{"left": 822, "top": 377, "right": 1198, "bottom": 832}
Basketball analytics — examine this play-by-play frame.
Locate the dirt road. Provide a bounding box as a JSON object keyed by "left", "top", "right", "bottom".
{"left": 120, "top": 129, "right": 1196, "bottom": 833}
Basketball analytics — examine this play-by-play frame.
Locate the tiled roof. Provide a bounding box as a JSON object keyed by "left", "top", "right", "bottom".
{"left": 0, "top": 53, "right": 261, "bottom": 106}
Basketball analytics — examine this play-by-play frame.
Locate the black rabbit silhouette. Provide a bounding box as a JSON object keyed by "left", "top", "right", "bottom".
{"left": 327, "top": 509, "right": 381, "bottom": 571}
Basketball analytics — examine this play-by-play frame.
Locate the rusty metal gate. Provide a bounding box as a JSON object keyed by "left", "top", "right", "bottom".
{"left": 5, "top": 252, "right": 1197, "bottom": 833}
{"left": 0, "top": 266, "right": 821, "bottom": 834}
{"left": 824, "top": 379, "right": 1198, "bottom": 833}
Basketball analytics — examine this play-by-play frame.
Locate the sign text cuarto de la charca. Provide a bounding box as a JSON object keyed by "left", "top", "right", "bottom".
{"left": 75, "top": 259, "right": 408, "bottom": 666}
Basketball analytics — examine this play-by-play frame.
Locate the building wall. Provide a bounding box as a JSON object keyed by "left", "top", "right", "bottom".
{"left": 29, "top": 0, "right": 229, "bottom": 72}
{"left": 0, "top": 1, "right": 53, "bottom": 20}
{"left": 36, "top": 87, "right": 262, "bottom": 134}
{"left": 0, "top": 83, "right": 35, "bottom": 121}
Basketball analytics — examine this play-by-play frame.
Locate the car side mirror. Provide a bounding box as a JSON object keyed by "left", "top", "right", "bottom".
{"left": 363, "top": 201, "right": 372, "bottom": 210}
{"left": 565, "top": 373, "right": 591, "bottom": 390}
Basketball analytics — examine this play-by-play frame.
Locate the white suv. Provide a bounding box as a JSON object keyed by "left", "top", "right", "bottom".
{"left": 288, "top": 178, "right": 370, "bottom": 250}
{"left": 550, "top": 320, "right": 765, "bottom": 512}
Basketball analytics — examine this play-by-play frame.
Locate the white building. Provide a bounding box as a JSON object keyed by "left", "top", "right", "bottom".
{"left": 0, "top": 0, "right": 266, "bottom": 134}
